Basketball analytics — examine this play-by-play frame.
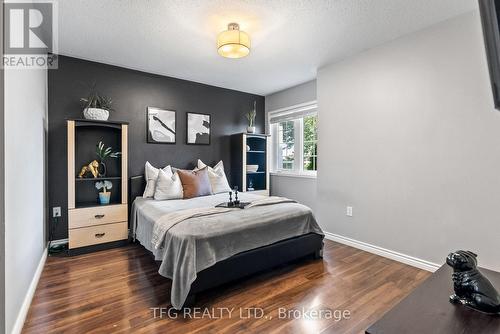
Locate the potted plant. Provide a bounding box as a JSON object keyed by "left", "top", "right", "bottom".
{"left": 245, "top": 101, "right": 257, "bottom": 133}
{"left": 96, "top": 141, "right": 121, "bottom": 176}
{"left": 95, "top": 180, "right": 113, "bottom": 205}
{"left": 80, "top": 85, "right": 113, "bottom": 121}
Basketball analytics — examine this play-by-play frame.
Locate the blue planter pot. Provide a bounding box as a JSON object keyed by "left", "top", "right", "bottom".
{"left": 99, "top": 192, "right": 111, "bottom": 205}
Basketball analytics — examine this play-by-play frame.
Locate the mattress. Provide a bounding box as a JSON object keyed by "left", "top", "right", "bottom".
{"left": 131, "top": 192, "right": 323, "bottom": 309}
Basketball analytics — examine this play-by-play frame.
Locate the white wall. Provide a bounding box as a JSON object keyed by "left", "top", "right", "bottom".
{"left": 270, "top": 175, "right": 317, "bottom": 212}
{"left": 266, "top": 80, "right": 318, "bottom": 211}
{"left": 4, "top": 68, "right": 47, "bottom": 333}
{"left": 266, "top": 80, "right": 317, "bottom": 114}
{"left": 0, "top": 2, "right": 5, "bottom": 332}
{"left": 317, "top": 11, "right": 500, "bottom": 271}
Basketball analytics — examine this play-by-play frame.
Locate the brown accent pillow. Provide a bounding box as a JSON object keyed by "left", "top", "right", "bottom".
{"left": 177, "top": 167, "right": 213, "bottom": 199}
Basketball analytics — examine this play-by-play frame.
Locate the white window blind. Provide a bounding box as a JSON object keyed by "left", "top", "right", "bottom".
{"left": 269, "top": 101, "right": 317, "bottom": 124}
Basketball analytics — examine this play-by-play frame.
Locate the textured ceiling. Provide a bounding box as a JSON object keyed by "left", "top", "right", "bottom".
{"left": 57, "top": 0, "right": 477, "bottom": 95}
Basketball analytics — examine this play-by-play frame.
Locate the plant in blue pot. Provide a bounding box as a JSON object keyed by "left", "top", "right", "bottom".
{"left": 95, "top": 180, "right": 113, "bottom": 205}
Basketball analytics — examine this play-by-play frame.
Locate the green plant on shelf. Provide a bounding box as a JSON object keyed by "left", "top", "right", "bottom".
{"left": 245, "top": 101, "right": 257, "bottom": 127}
{"left": 96, "top": 141, "right": 121, "bottom": 177}
{"left": 80, "top": 84, "right": 114, "bottom": 111}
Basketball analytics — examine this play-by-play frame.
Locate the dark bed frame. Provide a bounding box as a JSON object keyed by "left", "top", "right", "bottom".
{"left": 129, "top": 175, "right": 324, "bottom": 307}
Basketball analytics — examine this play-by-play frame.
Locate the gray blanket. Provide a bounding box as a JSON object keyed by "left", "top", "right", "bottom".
{"left": 131, "top": 193, "right": 323, "bottom": 309}
{"left": 151, "top": 207, "right": 231, "bottom": 249}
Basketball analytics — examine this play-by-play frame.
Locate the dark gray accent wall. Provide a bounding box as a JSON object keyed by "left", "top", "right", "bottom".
{"left": 48, "top": 55, "right": 264, "bottom": 239}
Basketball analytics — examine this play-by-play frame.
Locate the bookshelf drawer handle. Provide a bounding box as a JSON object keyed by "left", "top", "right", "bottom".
{"left": 95, "top": 233, "right": 106, "bottom": 238}
{"left": 94, "top": 214, "right": 105, "bottom": 219}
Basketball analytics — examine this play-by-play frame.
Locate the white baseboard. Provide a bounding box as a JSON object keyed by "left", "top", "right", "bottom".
{"left": 11, "top": 246, "right": 48, "bottom": 334}
{"left": 324, "top": 232, "right": 440, "bottom": 272}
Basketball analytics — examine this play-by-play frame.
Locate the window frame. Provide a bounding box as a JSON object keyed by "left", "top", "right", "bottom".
{"left": 275, "top": 119, "right": 296, "bottom": 171}
{"left": 269, "top": 101, "right": 317, "bottom": 177}
{"left": 302, "top": 114, "right": 318, "bottom": 172}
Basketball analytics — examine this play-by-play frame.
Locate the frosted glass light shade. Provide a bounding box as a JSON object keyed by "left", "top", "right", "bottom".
{"left": 217, "top": 23, "right": 250, "bottom": 59}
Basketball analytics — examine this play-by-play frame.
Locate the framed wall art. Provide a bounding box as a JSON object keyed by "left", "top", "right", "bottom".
{"left": 147, "top": 107, "right": 176, "bottom": 144}
{"left": 186, "top": 112, "right": 211, "bottom": 145}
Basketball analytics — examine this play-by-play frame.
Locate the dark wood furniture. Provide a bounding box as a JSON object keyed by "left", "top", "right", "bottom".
{"left": 67, "top": 119, "right": 129, "bottom": 253}
{"left": 479, "top": 0, "right": 500, "bottom": 110}
{"left": 230, "top": 133, "right": 270, "bottom": 196}
{"left": 366, "top": 265, "right": 500, "bottom": 334}
{"left": 129, "top": 175, "right": 323, "bottom": 307}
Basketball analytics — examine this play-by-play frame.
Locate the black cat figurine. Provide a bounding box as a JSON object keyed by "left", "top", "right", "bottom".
{"left": 446, "top": 250, "right": 500, "bottom": 314}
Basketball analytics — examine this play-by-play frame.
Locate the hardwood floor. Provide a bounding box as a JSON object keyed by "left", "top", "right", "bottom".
{"left": 23, "top": 240, "right": 431, "bottom": 334}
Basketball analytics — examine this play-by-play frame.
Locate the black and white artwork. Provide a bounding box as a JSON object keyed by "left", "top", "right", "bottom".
{"left": 187, "top": 112, "right": 211, "bottom": 145}
{"left": 147, "top": 107, "right": 176, "bottom": 144}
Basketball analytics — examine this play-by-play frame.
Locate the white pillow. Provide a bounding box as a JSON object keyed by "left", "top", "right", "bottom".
{"left": 197, "top": 159, "right": 231, "bottom": 194}
{"left": 154, "top": 170, "right": 183, "bottom": 200}
{"left": 143, "top": 162, "right": 172, "bottom": 198}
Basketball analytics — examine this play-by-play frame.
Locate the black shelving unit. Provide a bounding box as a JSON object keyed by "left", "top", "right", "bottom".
{"left": 72, "top": 120, "right": 124, "bottom": 207}
{"left": 230, "top": 133, "right": 270, "bottom": 195}
{"left": 75, "top": 176, "right": 122, "bottom": 182}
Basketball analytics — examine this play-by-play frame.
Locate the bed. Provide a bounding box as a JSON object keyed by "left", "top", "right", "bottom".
{"left": 130, "top": 175, "right": 324, "bottom": 309}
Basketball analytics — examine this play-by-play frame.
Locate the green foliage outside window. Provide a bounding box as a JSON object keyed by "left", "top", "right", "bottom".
{"left": 279, "top": 121, "right": 294, "bottom": 170}
{"left": 303, "top": 115, "right": 317, "bottom": 171}
{"left": 276, "top": 114, "right": 317, "bottom": 172}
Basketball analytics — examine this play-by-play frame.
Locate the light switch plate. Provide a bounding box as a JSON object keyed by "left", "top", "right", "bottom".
{"left": 346, "top": 206, "right": 353, "bottom": 217}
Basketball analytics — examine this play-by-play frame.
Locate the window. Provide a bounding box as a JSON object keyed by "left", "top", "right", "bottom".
{"left": 303, "top": 114, "right": 317, "bottom": 171}
{"left": 278, "top": 120, "right": 295, "bottom": 170}
{"left": 269, "top": 102, "right": 317, "bottom": 175}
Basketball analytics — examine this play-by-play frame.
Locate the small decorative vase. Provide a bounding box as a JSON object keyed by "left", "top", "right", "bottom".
{"left": 99, "top": 192, "right": 111, "bottom": 205}
{"left": 98, "top": 161, "right": 107, "bottom": 177}
{"left": 247, "top": 126, "right": 255, "bottom": 134}
{"left": 83, "top": 108, "right": 109, "bottom": 121}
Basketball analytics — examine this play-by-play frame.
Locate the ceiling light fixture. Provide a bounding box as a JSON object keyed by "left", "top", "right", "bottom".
{"left": 217, "top": 23, "right": 250, "bottom": 59}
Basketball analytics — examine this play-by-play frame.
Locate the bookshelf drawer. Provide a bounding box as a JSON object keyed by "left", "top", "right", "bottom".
{"left": 69, "top": 204, "right": 127, "bottom": 229}
{"left": 69, "top": 221, "right": 128, "bottom": 249}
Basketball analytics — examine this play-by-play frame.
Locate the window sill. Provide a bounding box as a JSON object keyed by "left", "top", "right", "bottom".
{"left": 270, "top": 171, "right": 317, "bottom": 179}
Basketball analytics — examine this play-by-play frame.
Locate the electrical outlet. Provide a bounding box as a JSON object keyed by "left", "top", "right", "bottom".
{"left": 52, "top": 207, "right": 61, "bottom": 218}
{"left": 346, "top": 206, "right": 353, "bottom": 217}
